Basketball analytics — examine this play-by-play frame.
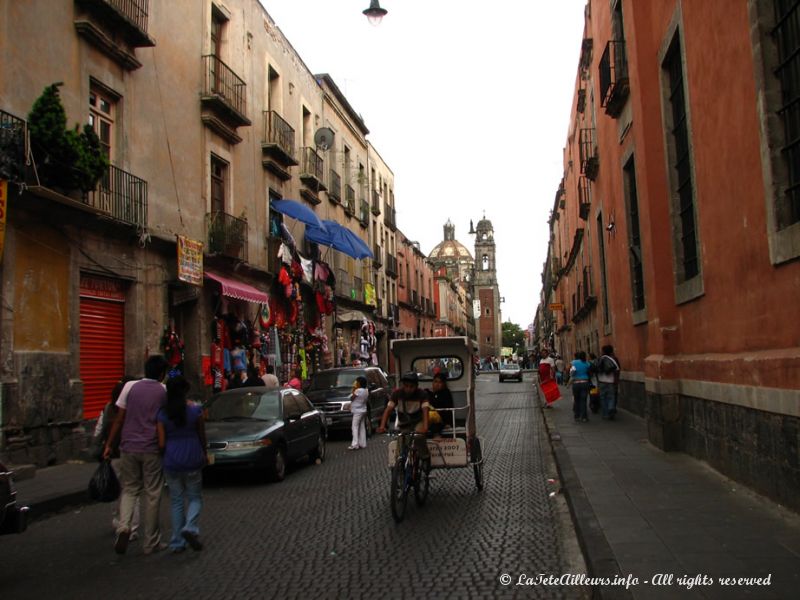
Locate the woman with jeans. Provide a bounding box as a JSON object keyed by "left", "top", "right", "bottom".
{"left": 570, "top": 351, "right": 592, "bottom": 423}
{"left": 157, "top": 376, "right": 207, "bottom": 553}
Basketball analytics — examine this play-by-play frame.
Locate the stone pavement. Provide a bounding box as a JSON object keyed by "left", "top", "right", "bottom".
{"left": 540, "top": 382, "right": 800, "bottom": 600}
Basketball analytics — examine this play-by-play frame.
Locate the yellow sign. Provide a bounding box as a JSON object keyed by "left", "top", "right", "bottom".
{"left": 177, "top": 235, "right": 204, "bottom": 286}
{"left": 0, "top": 180, "right": 7, "bottom": 261}
{"left": 548, "top": 303, "right": 564, "bottom": 311}
{"left": 364, "top": 283, "right": 376, "bottom": 306}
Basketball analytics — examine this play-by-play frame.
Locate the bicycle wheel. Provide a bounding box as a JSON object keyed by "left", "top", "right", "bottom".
{"left": 390, "top": 458, "right": 408, "bottom": 523}
{"left": 414, "top": 455, "right": 431, "bottom": 506}
{"left": 471, "top": 437, "right": 484, "bottom": 491}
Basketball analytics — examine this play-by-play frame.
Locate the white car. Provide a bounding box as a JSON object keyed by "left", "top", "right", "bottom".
{"left": 499, "top": 363, "right": 523, "bottom": 382}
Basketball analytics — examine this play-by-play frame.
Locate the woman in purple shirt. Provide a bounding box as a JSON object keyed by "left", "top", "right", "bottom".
{"left": 157, "top": 376, "right": 207, "bottom": 553}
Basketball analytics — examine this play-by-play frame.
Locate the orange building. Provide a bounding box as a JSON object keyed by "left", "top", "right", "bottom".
{"left": 541, "top": 0, "right": 800, "bottom": 510}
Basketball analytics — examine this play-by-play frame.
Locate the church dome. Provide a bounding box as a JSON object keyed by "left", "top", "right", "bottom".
{"left": 429, "top": 239, "right": 473, "bottom": 261}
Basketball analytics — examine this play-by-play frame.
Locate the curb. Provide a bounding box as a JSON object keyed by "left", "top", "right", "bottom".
{"left": 536, "top": 384, "right": 632, "bottom": 600}
{"left": 25, "top": 490, "right": 95, "bottom": 523}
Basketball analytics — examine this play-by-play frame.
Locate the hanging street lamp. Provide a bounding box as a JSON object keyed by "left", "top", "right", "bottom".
{"left": 363, "top": 0, "right": 388, "bottom": 26}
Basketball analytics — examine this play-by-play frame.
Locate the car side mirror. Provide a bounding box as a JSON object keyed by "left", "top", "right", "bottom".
{"left": 368, "top": 383, "right": 377, "bottom": 391}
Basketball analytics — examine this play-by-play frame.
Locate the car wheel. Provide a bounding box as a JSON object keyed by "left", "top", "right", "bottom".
{"left": 268, "top": 446, "right": 286, "bottom": 482}
{"left": 309, "top": 433, "right": 326, "bottom": 463}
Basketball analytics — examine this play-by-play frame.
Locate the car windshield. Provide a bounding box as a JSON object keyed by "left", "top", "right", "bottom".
{"left": 307, "top": 371, "right": 362, "bottom": 390}
{"left": 504, "top": 363, "right": 520, "bottom": 370}
{"left": 207, "top": 390, "right": 281, "bottom": 421}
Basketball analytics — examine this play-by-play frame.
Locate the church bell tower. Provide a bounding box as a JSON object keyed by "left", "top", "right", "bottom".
{"left": 472, "top": 217, "right": 502, "bottom": 359}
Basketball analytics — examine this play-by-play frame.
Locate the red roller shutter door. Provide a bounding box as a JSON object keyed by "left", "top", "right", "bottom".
{"left": 80, "top": 297, "right": 125, "bottom": 419}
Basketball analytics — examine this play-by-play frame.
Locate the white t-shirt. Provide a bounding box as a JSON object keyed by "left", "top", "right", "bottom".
{"left": 350, "top": 388, "right": 368, "bottom": 414}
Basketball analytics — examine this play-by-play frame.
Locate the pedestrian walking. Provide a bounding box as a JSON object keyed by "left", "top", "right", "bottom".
{"left": 92, "top": 376, "right": 140, "bottom": 540}
{"left": 538, "top": 349, "right": 560, "bottom": 407}
{"left": 596, "top": 345, "right": 621, "bottom": 420}
{"left": 348, "top": 376, "right": 369, "bottom": 450}
{"left": 570, "top": 352, "right": 592, "bottom": 422}
{"left": 104, "top": 355, "right": 169, "bottom": 555}
{"left": 157, "top": 376, "right": 207, "bottom": 553}
{"left": 555, "top": 355, "right": 566, "bottom": 385}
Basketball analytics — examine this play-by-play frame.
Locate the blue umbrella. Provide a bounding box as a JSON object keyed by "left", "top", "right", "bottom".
{"left": 306, "top": 220, "right": 373, "bottom": 260}
{"left": 270, "top": 199, "right": 326, "bottom": 231}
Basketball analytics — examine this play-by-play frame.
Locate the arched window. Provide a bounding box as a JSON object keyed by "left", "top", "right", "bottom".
{"left": 482, "top": 255, "right": 489, "bottom": 270}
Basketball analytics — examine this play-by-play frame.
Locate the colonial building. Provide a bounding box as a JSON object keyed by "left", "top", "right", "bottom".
{"left": 0, "top": 0, "right": 406, "bottom": 466}
{"left": 538, "top": 0, "right": 800, "bottom": 511}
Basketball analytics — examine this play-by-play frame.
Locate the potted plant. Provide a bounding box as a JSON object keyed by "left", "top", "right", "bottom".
{"left": 27, "top": 83, "right": 108, "bottom": 197}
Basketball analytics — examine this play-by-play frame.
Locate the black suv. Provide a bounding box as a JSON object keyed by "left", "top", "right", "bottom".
{"left": 304, "top": 367, "right": 390, "bottom": 437}
{"left": 0, "top": 460, "right": 28, "bottom": 535}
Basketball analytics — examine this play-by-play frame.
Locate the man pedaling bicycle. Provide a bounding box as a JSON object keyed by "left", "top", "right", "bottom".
{"left": 376, "top": 371, "right": 431, "bottom": 463}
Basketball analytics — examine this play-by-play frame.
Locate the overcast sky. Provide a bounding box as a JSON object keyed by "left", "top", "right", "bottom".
{"left": 260, "top": 0, "right": 586, "bottom": 328}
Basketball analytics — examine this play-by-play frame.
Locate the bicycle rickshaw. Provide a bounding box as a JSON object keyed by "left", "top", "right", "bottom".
{"left": 386, "top": 336, "right": 484, "bottom": 522}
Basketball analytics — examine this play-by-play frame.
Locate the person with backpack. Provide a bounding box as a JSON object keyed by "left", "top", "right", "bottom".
{"left": 596, "top": 345, "right": 621, "bottom": 420}
{"left": 156, "top": 376, "right": 207, "bottom": 553}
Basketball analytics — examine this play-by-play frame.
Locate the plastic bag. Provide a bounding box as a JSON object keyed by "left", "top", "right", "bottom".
{"left": 88, "top": 460, "right": 121, "bottom": 503}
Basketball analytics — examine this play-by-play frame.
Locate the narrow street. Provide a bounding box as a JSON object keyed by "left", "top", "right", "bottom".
{"left": 0, "top": 376, "right": 586, "bottom": 600}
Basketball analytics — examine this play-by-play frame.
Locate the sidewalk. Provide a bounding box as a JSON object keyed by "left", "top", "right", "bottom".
{"left": 12, "top": 461, "right": 98, "bottom": 522}
{"left": 540, "top": 383, "right": 800, "bottom": 600}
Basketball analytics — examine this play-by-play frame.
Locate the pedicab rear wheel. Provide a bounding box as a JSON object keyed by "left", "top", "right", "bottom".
{"left": 390, "top": 459, "right": 408, "bottom": 522}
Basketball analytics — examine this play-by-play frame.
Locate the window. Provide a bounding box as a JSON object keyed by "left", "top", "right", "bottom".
{"left": 482, "top": 255, "right": 489, "bottom": 270}
{"left": 773, "top": 0, "right": 800, "bottom": 227}
{"left": 663, "top": 33, "right": 701, "bottom": 287}
{"left": 623, "top": 156, "right": 645, "bottom": 313}
{"left": 89, "top": 88, "right": 115, "bottom": 160}
{"left": 267, "top": 66, "right": 280, "bottom": 113}
{"left": 211, "top": 155, "right": 227, "bottom": 214}
{"left": 211, "top": 8, "right": 225, "bottom": 59}
{"left": 596, "top": 212, "right": 611, "bottom": 328}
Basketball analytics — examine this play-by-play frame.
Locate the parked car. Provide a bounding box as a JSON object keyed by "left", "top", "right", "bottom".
{"left": 204, "top": 387, "right": 326, "bottom": 482}
{"left": 304, "top": 367, "right": 390, "bottom": 437}
{"left": 499, "top": 362, "right": 523, "bottom": 383}
{"left": 0, "top": 460, "right": 28, "bottom": 535}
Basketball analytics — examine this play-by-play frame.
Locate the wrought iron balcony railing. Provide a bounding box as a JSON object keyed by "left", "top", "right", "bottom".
{"left": 372, "top": 245, "right": 383, "bottom": 267}
{"left": 299, "top": 147, "right": 325, "bottom": 190}
{"left": 383, "top": 204, "right": 396, "bottom": 230}
{"left": 578, "top": 176, "right": 591, "bottom": 220}
{"left": 599, "top": 40, "right": 630, "bottom": 118}
{"left": 371, "top": 189, "right": 381, "bottom": 215}
{"left": 87, "top": 164, "right": 148, "bottom": 227}
{"left": 104, "top": 0, "right": 149, "bottom": 33}
{"left": 202, "top": 55, "right": 248, "bottom": 123}
{"left": 0, "top": 109, "right": 27, "bottom": 182}
{"left": 344, "top": 185, "right": 355, "bottom": 215}
{"left": 335, "top": 268, "right": 353, "bottom": 298}
{"left": 579, "top": 128, "right": 599, "bottom": 180}
{"left": 359, "top": 199, "right": 370, "bottom": 226}
{"left": 206, "top": 211, "right": 248, "bottom": 261}
{"left": 328, "top": 169, "right": 341, "bottom": 202}
{"left": 385, "top": 253, "right": 398, "bottom": 277}
{"left": 261, "top": 110, "right": 297, "bottom": 165}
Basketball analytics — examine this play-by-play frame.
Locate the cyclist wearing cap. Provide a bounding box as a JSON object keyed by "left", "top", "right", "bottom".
{"left": 376, "top": 372, "right": 430, "bottom": 459}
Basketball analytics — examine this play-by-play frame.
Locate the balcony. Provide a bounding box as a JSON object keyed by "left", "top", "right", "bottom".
{"left": 261, "top": 111, "right": 297, "bottom": 180}
{"left": 579, "top": 128, "right": 599, "bottom": 180}
{"left": 385, "top": 253, "right": 398, "bottom": 278}
{"left": 384, "top": 204, "right": 396, "bottom": 230}
{"left": 201, "top": 55, "right": 251, "bottom": 144}
{"left": 411, "top": 290, "right": 419, "bottom": 309}
{"left": 0, "top": 109, "right": 27, "bottom": 182}
{"left": 359, "top": 199, "right": 370, "bottom": 227}
{"left": 578, "top": 176, "right": 591, "bottom": 220}
{"left": 335, "top": 269, "right": 353, "bottom": 299}
{"left": 328, "top": 169, "right": 342, "bottom": 203}
{"left": 74, "top": 0, "right": 155, "bottom": 71}
{"left": 576, "top": 88, "right": 586, "bottom": 115}
{"left": 599, "top": 40, "right": 630, "bottom": 118}
{"left": 206, "top": 211, "right": 248, "bottom": 262}
{"left": 372, "top": 245, "right": 383, "bottom": 267}
{"left": 86, "top": 164, "right": 147, "bottom": 227}
{"left": 371, "top": 189, "right": 381, "bottom": 215}
{"left": 344, "top": 185, "right": 355, "bottom": 216}
{"left": 299, "top": 147, "right": 326, "bottom": 204}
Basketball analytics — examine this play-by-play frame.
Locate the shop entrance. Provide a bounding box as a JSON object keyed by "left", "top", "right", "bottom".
{"left": 79, "top": 275, "right": 125, "bottom": 419}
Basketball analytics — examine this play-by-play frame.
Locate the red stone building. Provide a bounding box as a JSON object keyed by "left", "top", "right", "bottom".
{"left": 540, "top": 0, "right": 800, "bottom": 510}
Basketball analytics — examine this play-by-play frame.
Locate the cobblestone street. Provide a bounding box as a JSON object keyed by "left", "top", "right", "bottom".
{"left": 0, "top": 376, "right": 587, "bottom": 600}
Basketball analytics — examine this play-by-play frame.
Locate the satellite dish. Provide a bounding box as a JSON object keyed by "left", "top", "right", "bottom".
{"left": 314, "top": 127, "right": 335, "bottom": 151}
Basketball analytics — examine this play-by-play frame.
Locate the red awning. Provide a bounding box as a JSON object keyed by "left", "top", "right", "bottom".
{"left": 204, "top": 271, "right": 269, "bottom": 304}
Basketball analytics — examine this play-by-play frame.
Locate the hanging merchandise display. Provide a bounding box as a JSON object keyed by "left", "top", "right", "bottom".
{"left": 161, "top": 319, "right": 185, "bottom": 378}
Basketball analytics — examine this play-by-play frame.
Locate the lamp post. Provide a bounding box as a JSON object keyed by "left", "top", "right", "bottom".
{"left": 363, "top": 0, "right": 388, "bottom": 26}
